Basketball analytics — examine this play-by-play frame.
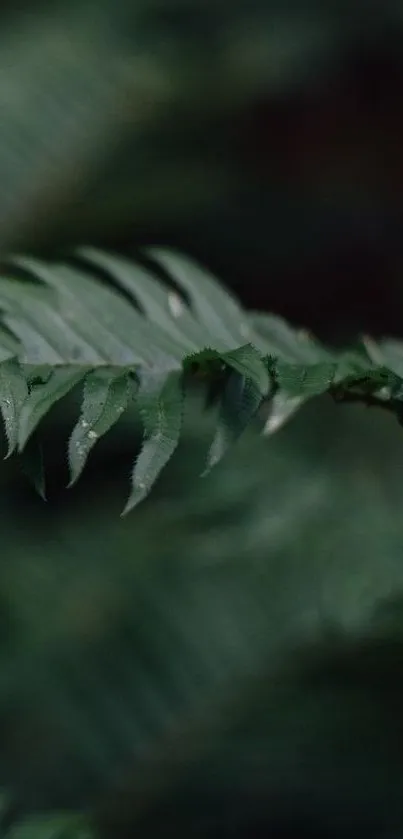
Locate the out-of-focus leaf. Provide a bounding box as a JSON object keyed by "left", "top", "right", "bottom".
{"left": 6, "top": 813, "right": 94, "bottom": 839}
{"left": 147, "top": 248, "right": 250, "bottom": 349}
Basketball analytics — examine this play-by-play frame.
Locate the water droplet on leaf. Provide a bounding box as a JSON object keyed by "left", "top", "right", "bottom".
{"left": 168, "top": 292, "right": 184, "bottom": 318}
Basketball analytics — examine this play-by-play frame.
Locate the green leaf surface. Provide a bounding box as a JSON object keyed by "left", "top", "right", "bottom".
{"left": 146, "top": 248, "right": 250, "bottom": 350}
{"left": 68, "top": 369, "right": 135, "bottom": 486}
{"left": 0, "top": 275, "right": 102, "bottom": 365}
{"left": 0, "top": 325, "right": 21, "bottom": 363}
{"left": 0, "top": 358, "right": 28, "bottom": 457}
{"left": 263, "top": 391, "right": 305, "bottom": 436}
{"left": 124, "top": 370, "right": 184, "bottom": 514}
{"left": 18, "top": 367, "right": 87, "bottom": 451}
{"left": 77, "top": 248, "right": 211, "bottom": 354}
{"left": 275, "top": 361, "right": 337, "bottom": 397}
{"left": 184, "top": 344, "right": 270, "bottom": 397}
{"left": 222, "top": 344, "right": 271, "bottom": 396}
{"left": 12, "top": 257, "right": 182, "bottom": 367}
{"left": 205, "top": 372, "right": 263, "bottom": 472}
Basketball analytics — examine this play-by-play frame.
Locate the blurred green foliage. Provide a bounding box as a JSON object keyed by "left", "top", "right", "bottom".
{"left": 0, "top": 0, "right": 401, "bottom": 258}
{"left": 0, "top": 392, "right": 402, "bottom": 835}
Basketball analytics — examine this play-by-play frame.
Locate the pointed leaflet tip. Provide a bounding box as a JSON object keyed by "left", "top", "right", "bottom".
{"left": 204, "top": 371, "right": 263, "bottom": 474}
{"left": 20, "top": 436, "right": 46, "bottom": 500}
{"left": 68, "top": 369, "right": 134, "bottom": 487}
{"left": 122, "top": 370, "right": 184, "bottom": 515}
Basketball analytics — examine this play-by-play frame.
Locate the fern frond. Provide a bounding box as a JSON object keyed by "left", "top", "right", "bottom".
{"left": 0, "top": 248, "right": 399, "bottom": 510}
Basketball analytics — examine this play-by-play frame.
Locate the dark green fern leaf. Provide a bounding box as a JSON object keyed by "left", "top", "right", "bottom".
{"left": 124, "top": 370, "right": 184, "bottom": 513}
{"left": 0, "top": 249, "right": 398, "bottom": 509}
{"left": 205, "top": 372, "right": 263, "bottom": 472}
{"left": 68, "top": 370, "right": 136, "bottom": 487}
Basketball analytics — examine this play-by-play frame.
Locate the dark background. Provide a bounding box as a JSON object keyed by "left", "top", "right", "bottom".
{"left": 2, "top": 1, "right": 403, "bottom": 341}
